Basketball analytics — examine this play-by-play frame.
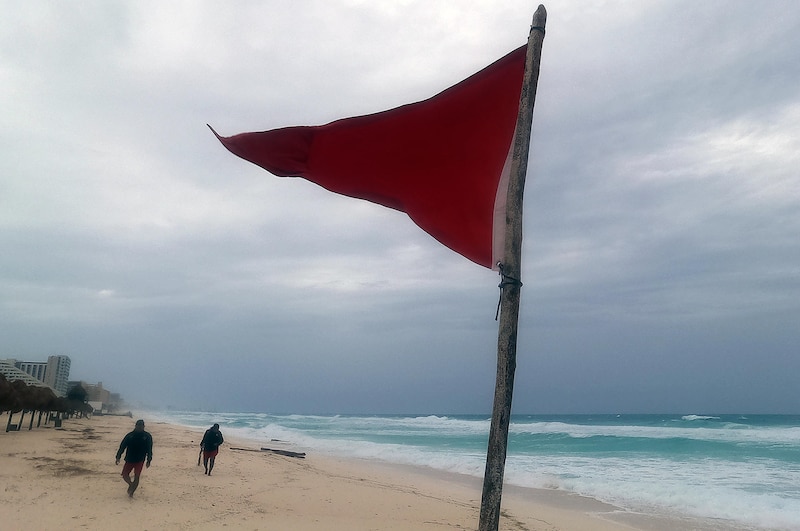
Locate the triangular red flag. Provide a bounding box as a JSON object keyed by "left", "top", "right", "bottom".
{"left": 212, "top": 45, "right": 527, "bottom": 269}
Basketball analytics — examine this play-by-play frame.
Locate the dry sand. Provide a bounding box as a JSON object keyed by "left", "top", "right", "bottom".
{"left": 0, "top": 412, "right": 736, "bottom": 530}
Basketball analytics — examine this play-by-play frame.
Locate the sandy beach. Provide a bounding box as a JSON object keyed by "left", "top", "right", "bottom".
{"left": 0, "top": 412, "right": 743, "bottom": 531}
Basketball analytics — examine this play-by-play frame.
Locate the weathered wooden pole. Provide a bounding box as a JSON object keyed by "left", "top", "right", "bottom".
{"left": 478, "top": 5, "right": 546, "bottom": 531}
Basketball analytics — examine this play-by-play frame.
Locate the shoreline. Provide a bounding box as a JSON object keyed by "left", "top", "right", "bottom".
{"left": 0, "top": 412, "right": 753, "bottom": 530}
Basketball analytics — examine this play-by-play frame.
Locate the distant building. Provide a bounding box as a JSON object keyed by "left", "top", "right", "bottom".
{"left": 83, "top": 381, "right": 111, "bottom": 404}
{"left": 70, "top": 380, "right": 123, "bottom": 412}
{"left": 15, "top": 360, "right": 48, "bottom": 382}
{"left": 0, "top": 359, "right": 50, "bottom": 389}
{"left": 44, "top": 355, "right": 71, "bottom": 396}
{"left": 4, "top": 355, "right": 71, "bottom": 397}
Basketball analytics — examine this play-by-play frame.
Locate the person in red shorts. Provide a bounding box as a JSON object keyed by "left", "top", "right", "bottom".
{"left": 200, "top": 423, "right": 224, "bottom": 476}
{"left": 115, "top": 419, "right": 153, "bottom": 497}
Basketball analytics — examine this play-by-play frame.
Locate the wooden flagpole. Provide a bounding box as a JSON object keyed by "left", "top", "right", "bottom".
{"left": 479, "top": 5, "right": 546, "bottom": 531}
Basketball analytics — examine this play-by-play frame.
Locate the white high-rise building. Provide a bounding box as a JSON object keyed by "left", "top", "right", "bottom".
{"left": 9, "top": 355, "right": 71, "bottom": 397}
{"left": 15, "top": 360, "right": 48, "bottom": 381}
{"left": 44, "top": 355, "right": 71, "bottom": 396}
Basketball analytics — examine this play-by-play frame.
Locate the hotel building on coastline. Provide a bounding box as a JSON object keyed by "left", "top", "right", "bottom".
{"left": 0, "top": 355, "right": 71, "bottom": 397}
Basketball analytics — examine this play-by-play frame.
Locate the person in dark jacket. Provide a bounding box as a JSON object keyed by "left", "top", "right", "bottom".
{"left": 200, "top": 423, "right": 224, "bottom": 476}
{"left": 115, "top": 419, "right": 153, "bottom": 497}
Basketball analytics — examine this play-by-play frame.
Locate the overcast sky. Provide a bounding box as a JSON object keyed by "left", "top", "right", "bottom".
{"left": 2, "top": 1, "right": 799, "bottom": 414}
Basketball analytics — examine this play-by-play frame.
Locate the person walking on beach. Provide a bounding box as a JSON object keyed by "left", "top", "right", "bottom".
{"left": 115, "top": 419, "right": 153, "bottom": 497}
{"left": 200, "top": 423, "right": 224, "bottom": 476}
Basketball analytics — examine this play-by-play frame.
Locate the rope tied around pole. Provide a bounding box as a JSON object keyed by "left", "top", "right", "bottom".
{"left": 530, "top": 25, "right": 546, "bottom": 36}
{"left": 495, "top": 263, "right": 523, "bottom": 321}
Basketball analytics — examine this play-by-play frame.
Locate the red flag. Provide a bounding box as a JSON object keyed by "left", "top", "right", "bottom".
{"left": 212, "top": 45, "right": 527, "bottom": 269}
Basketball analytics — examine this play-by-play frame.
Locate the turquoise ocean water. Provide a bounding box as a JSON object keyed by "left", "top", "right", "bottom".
{"left": 152, "top": 411, "right": 800, "bottom": 529}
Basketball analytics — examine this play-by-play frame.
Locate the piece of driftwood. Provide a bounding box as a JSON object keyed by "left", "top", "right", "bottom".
{"left": 261, "top": 447, "right": 306, "bottom": 459}
{"left": 229, "top": 446, "right": 306, "bottom": 459}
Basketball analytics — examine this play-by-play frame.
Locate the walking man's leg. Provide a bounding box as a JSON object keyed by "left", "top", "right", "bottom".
{"left": 129, "top": 472, "right": 140, "bottom": 496}
{"left": 127, "top": 462, "right": 144, "bottom": 497}
{"left": 121, "top": 462, "right": 133, "bottom": 491}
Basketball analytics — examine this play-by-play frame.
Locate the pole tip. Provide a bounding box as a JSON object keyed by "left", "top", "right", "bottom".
{"left": 533, "top": 5, "right": 547, "bottom": 28}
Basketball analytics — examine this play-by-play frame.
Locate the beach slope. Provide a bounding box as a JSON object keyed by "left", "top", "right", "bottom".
{"left": 1, "top": 413, "right": 669, "bottom": 530}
